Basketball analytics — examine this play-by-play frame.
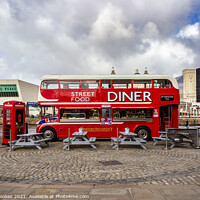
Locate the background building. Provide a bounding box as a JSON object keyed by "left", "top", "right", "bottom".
{"left": 0, "top": 80, "right": 39, "bottom": 116}
{"left": 176, "top": 75, "right": 183, "bottom": 102}
{"left": 176, "top": 68, "right": 200, "bottom": 103}
{"left": 183, "top": 69, "right": 196, "bottom": 103}
{"left": 176, "top": 68, "right": 200, "bottom": 117}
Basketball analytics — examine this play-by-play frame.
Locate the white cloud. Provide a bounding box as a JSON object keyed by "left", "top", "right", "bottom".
{"left": 142, "top": 22, "right": 160, "bottom": 39}
{"left": 0, "top": 58, "right": 7, "bottom": 71}
{"left": 0, "top": 1, "right": 11, "bottom": 22}
{"left": 0, "top": 0, "right": 200, "bottom": 84}
{"left": 115, "top": 39, "right": 195, "bottom": 76}
{"left": 90, "top": 3, "right": 134, "bottom": 42}
{"left": 35, "top": 17, "right": 53, "bottom": 31}
{"left": 176, "top": 22, "right": 200, "bottom": 40}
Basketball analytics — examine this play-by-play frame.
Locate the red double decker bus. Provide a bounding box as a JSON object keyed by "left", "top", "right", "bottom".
{"left": 36, "top": 74, "right": 180, "bottom": 141}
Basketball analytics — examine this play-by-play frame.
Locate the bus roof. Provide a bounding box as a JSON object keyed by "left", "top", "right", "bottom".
{"left": 40, "top": 74, "right": 179, "bottom": 89}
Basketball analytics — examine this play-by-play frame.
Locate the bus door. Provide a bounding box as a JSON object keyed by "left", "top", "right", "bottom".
{"left": 159, "top": 105, "right": 172, "bottom": 131}
{"left": 101, "top": 106, "right": 112, "bottom": 125}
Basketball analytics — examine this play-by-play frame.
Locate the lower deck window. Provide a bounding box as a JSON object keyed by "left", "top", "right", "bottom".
{"left": 113, "top": 109, "right": 152, "bottom": 120}
{"left": 42, "top": 106, "right": 58, "bottom": 117}
{"left": 60, "top": 109, "right": 100, "bottom": 120}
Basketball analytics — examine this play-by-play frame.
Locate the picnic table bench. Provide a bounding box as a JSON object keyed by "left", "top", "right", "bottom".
{"left": 111, "top": 129, "right": 147, "bottom": 149}
{"left": 9, "top": 133, "right": 51, "bottom": 150}
{"left": 63, "top": 130, "right": 96, "bottom": 149}
{"left": 152, "top": 131, "right": 171, "bottom": 146}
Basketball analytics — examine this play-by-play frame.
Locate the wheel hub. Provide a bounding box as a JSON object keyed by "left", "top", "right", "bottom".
{"left": 44, "top": 130, "right": 53, "bottom": 139}
{"left": 138, "top": 129, "right": 148, "bottom": 139}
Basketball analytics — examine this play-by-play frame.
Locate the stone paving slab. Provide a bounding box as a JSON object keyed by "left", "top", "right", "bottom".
{"left": 0, "top": 183, "right": 200, "bottom": 200}
{"left": 129, "top": 188, "right": 165, "bottom": 200}
{"left": 9, "top": 188, "right": 36, "bottom": 196}
{"left": 0, "top": 186, "right": 15, "bottom": 195}
{"left": 89, "top": 189, "right": 132, "bottom": 200}
{"left": 159, "top": 190, "right": 199, "bottom": 200}
{"left": 90, "top": 188, "right": 128, "bottom": 195}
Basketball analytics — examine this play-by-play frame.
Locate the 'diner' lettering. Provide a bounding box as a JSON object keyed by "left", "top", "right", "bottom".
{"left": 108, "top": 91, "right": 152, "bottom": 102}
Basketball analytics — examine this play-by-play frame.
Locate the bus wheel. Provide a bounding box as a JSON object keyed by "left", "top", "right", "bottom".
{"left": 42, "top": 127, "right": 57, "bottom": 142}
{"left": 135, "top": 126, "right": 151, "bottom": 141}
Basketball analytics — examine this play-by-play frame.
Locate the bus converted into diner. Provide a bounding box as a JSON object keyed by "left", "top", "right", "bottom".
{"left": 36, "top": 74, "right": 180, "bottom": 141}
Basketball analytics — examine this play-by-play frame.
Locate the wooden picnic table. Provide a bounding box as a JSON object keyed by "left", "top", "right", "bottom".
{"left": 111, "top": 131, "right": 147, "bottom": 149}
{"left": 9, "top": 133, "right": 51, "bottom": 150}
{"left": 63, "top": 131, "right": 96, "bottom": 149}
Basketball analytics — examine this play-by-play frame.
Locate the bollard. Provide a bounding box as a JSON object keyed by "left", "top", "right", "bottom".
{"left": 68, "top": 128, "right": 70, "bottom": 151}
{"left": 116, "top": 128, "right": 119, "bottom": 150}
{"left": 163, "top": 129, "right": 169, "bottom": 150}
{"left": 195, "top": 129, "right": 200, "bottom": 149}
{"left": 25, "top": 122, "right": 28, "bottom": 134}
{"left": 186, "top": 120, "right": 189, "bottom": 128}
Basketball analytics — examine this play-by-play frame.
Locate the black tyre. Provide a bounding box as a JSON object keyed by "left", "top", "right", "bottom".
{"left": 135, "top": 126, "right": 151, "bottom": 141}
{"left": 41, "top": 127, "right": 57, "bottom": 142}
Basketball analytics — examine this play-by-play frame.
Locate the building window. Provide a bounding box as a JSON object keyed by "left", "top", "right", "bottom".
{"left": 0, "top": 85, "right": 19, "bottom": 97}
{"left": 0, "top": 92, "right": 19, "bottom": 97}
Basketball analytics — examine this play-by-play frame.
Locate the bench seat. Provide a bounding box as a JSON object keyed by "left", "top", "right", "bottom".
{"left": 111, "top": 137, "right": 118, "bottom": 142}
{"left": 34, "top": 138, "right": 51, "bottom": 144}
{"left": 89, "top": 137, "right": 96, "bottom": 143}
{"left": 8, "top": 140, "right": 17, "bottom": 144}
{"left": 63, "top": 138, "right": 73, "bottom": 143}
{"left": 153, "top": 137, "right": 170, "bottom": 141}
{"left": 135, "top": 138, "right": 146, "bottom": 143}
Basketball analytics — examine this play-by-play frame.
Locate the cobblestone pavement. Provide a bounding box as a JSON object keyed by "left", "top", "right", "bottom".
{"left": 0, "top": 139, "right": 200, "bottom": 186}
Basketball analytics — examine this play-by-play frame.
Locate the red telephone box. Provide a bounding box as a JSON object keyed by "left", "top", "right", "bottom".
{"left": 2, "top": 101, "right": 25, "bottom": 145}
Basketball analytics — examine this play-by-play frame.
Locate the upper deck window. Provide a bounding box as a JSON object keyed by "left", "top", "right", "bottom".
{"left": 113, "top": 80, "right": 131, "bottom": 88}
{"left": 81, "top": 81, "right": 99, "bottom": 89}
{"left": 101, "top": 80, "right": 111, "bottom": 89}
{"left": 133, "top": 80, "right": 152, "bottom": 88}
{"left": 154, "top": 80, "right": 172, "bottom": 88}
{"left": 60, "top": 81, "right": 79, "bottom": 89}
{"left": 41, "top": 80, "right": 59, "bottom": 89}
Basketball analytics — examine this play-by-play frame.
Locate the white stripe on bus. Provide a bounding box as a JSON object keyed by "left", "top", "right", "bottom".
{"left": 38, "top": 122, "right": 124, "bottom": 129}
{"left": 40, "top": 102, "right": 152, "bottom": 105}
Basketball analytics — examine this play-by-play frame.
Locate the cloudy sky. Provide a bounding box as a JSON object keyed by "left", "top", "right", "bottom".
{"left": 0, "top": 0, "right": 200, "bottom": 85}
